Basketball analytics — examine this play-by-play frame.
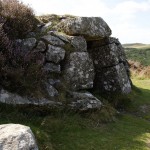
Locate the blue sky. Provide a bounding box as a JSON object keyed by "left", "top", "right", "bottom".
{"left": 20, "top": 0, "right": 150, "bottom": 44}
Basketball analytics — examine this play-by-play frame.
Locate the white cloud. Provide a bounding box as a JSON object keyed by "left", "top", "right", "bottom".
{"left": 113, "top": 24, "right": 150, "bottom": 44}
{"left": 21, "top": 0, "right": 109, "bottom": 16}
{"left": 107, "top": 0, "right": 150, "bottom": 43}
{"left": 114, "top": 1, "right": 150, "bottom": 13}
{"left": 20, "top": 0, "right": 150, "bottom": 43}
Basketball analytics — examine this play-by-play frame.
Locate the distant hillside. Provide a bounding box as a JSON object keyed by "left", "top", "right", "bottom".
{"left": 123, "top": 43, "right": 150, "bottom": 49}
{"left": 123, "top": 43, "right": 150, "bottom": 66}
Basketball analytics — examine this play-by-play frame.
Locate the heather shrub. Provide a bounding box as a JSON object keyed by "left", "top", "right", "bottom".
{"left": 0, "top": 41, "right": 47, "bottom": 97}
{"left": 129, "top": 60, "right": 150, "bottom": 79}
{"left": 0, "top": 0, "right": 39, "bottom": 39}
{"left": 1, "top": 54, "right": 47, "bottom": 97}
{"left": 0, "top": 19, "right": 13, "bottom": 76}
{"left": 0, "top": 14, "right": 47, "bottom": 97}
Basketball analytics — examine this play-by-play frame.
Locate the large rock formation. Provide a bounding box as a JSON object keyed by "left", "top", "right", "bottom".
{"left": 0, "top": 124, "right": 38, "bottom": 150}
{"left": 0, "top": 15, "right": 131, "bottom": 110}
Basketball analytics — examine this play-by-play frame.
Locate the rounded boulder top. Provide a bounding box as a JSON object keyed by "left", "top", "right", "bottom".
{"left": 56, "top": 16, "right": 112, "bottom": 40}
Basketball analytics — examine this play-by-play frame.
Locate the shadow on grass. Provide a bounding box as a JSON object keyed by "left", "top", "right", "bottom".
{"left": 129, "top": 84, "right": 150, "bottom": 107}
{"left": 0, "top": 102, "right": 150, "bottom": 150}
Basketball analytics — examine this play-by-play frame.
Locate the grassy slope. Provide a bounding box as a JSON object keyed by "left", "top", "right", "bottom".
{"left": 132, "top": 79, "right": 150, "bottom": 105}
{"left": 123, "top": 43, "right": 150, "bottom": 66}
{"left": 124, "top": 47, "right": 150, "bottom": 66}
{"left": 0, "top": 79, "right": 150, "bottom": 150}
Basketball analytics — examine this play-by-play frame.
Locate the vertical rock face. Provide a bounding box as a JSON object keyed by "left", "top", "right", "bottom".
{"left": 63, "top": 52, "right": 95, "bottom": 90}
{"left": 94, "top": 63, "right": 131, "bottom": 94}
{"left": 88, "top": 43, "right": 119, "bottom": 68}
{"left": 0, "top": 124, "right": 38, "bottom": 150}
{"left": 87, "top": 37, "right": 131, "bottom": 94}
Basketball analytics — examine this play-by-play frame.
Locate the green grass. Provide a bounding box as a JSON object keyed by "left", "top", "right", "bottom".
{"left": 0, "top": 79, "right": 150, "bottom": 150}
{"left": 129, "top": 79, "right": 150, "bottom": 106}
{"left": 127, "top": 79, "right": 150, "bottom": 122}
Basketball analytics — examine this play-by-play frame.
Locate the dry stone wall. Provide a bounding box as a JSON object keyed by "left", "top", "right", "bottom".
{"left": 0, "top": 15, "right": 132, "bottom": 111}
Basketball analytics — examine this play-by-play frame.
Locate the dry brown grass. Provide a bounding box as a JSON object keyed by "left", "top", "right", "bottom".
{"left": 0, "top": 0, "right": 38, "bottom": 39}
{"left": 128, "top": 60, "right": 150, "bottom": 79}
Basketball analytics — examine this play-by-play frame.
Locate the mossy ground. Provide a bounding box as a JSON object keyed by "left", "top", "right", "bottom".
{"left": 0, "top": 79, "right": 150, "bottom": 150}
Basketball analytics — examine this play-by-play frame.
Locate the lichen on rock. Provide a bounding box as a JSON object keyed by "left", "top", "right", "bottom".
{"left": 56, "top": 17, "right": 112, "bottom": 40}
{"left": 63, "top": 52, "right": 95, "bottom": 90}
{"left": 0, "top": 124, "right": 38, "bottom": 150}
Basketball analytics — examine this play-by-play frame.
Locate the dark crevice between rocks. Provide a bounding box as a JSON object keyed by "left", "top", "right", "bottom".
{"left": 98, "top": 60, "right": 128, "bottom": 70}
{"left": 100, "top": 62, "right": 121, "bottom": 69}
{"left": 87, "top": 38, "right": 120, "bottom": 49}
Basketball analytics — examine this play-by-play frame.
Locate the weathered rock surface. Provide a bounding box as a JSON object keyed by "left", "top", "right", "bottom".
{"left": 45, "top": 83, "right": 59, "bottom": 97}
{"left": 41, "top": 35, "right": 65, "bottom": 46}
{"left": 41, "top": 22, "right": 52, "bottom": 32}
{"left": 88, "top": 37, "right": 127, "bottom": 63}
{"left": 48, "top": 79, "right": 61, "bottom": 89}
{"left": 34, "top": 40, "right": 46, "bottom": 52}
{"left": 44, "top": 63, "right": 61, "bottom": 73}
{"left": 94, "top": 63, "right": 131, "bottom": 94}
{"left": 57, "top": 17, "right": 112, "bottom": 40}
{"left": 87, "top": 37, "right": 131, "bottom": 94}
{"left": 46, "top": 45, "right": 65, "bottom": 63}
{"left": 0, "top": 89, "right": 62, "bottom": 106}
{"left": 88, "top": 43, "right": 119, "bottom": 68}
{"left": 49, "top": 32, "right": 87, "bottom": 52}
{"left": 68, "top": 92, "right": 102, "bottom": 111}
{"left": 63, "top": 52, "right": 95, "bottom": 90}
{"left": 68, "top": 36, "right": 87, "bottom": 52}
{"left": 0, "top": 124, "right": 38, "bottom": 150}
{"left": 20, "top": 38, "right": 36, "bottom": 52}
{"left": 48, "top": 31, "right": 69, "bottom": 43}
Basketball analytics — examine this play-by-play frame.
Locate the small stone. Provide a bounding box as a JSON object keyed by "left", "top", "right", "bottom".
{"left": 48, "top": 31, "right": 69, "bottom": 42}
{"left": 67, "top": 92, "right": 102, "bottom": 111}
{"left": 69, "top": 36, "right": 87, "bottom": 52}
{"left": 44, "top": 63, "right": 61, "bottom": 73}
{"left": 21, "top": 38, "right": 36, "bottom": 52}
{"left": 41, "top": 35, "right": 65, "bottom": 46}
{"left": 0, "top": 124, "right": 38, "bottom": 150}
{"left": 45, "top": 83, "right": 59, "bottom": 97}
{"left": 34, "top": 41, "right": 46, "bottom": 52}
{"left": 48, "top": 79, "right": 62, "bottom": 90}
{"left": 41, "top": 22, "right": 52, "bottom": 32}
{"left": 46, "top": 45, "right": 65, "bottom": 63}
{"left": 48, "top": 79, "right": 61, "bottom": 86}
